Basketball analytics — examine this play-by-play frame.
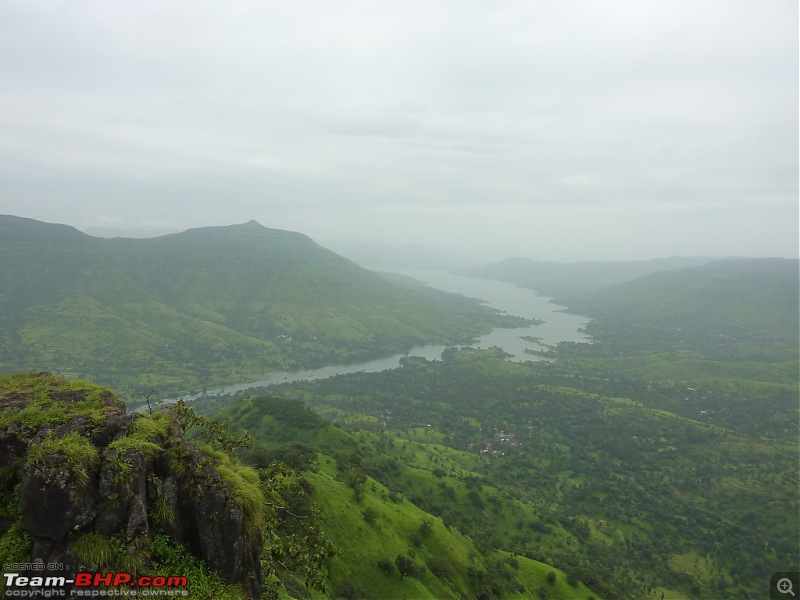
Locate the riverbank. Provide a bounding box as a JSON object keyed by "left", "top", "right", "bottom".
{"left": 141, "top": 270, "right": 591, "bottom": 408}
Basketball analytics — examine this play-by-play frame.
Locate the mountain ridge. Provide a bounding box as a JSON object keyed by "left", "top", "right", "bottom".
{"left": 461, "top": 255, "right": 721, "bottom": 297}
{"left": 0, "top": 215, "right": 521, "bottom": 397}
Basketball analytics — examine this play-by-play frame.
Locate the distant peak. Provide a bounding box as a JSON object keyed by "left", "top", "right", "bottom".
{"left": 177, "top": 220, "right": 311, "bottom": 241}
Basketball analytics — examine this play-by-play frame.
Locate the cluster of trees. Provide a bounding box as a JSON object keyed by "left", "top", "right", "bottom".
{"left": 247, "top": 334, "right": 796, "bottom": 598}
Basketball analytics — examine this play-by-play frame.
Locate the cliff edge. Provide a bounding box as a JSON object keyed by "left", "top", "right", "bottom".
{"left": 0, "top": 371, "right": 262, "bottom": 598}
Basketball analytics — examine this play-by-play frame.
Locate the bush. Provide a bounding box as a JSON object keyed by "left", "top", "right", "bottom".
{"left": 362, "top": 507, "right": 379, "bottom": 525}
{"left": 376, "top": 556, "right": 395, "bottom": 575}
{"left": 336, "top": 579, "right": 365, "bottom": 599}
{"left": 426, "top": 557, "right": 454, "bottom": 582}
{"left": 395, "top": 554, "right": 423, "bottom": 580}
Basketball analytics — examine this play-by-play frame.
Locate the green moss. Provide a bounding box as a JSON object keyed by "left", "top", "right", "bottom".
{"left": 1, "top": 404, "right": 67, "bottom": 430}
{"left": 108, "top": 414, "right": 170, "bottom": 459}
{"left": 0, "top": 372, "right": 122, "bottom": 431}
{"left": 26, "top": 430, "right": 99, "bottom": 486}
{"left": 165, "top": 443, "right": 195, "bottom": 487}
{"left": 109, "top": 436, "right": 162, "bottom": 458}
{"left": 0, "top": 521, "right": 32, "bottom": 565}
{"left": 208, "top": 448, "right": 264, "bottom": 535}
{"left": 104, "top": 413, "right": 174, "bottom": 498}
{"left": 120, "top": 535, "right": 150, "bottom": 575}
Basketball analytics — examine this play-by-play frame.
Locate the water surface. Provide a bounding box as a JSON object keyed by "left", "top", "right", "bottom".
{"left": 178, "top": 269, "right": 590, "bottom": 400}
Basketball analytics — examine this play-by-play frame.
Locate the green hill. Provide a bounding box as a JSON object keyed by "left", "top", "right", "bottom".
{"left": 207, "top": 388, "right": 600, "bottom": 599}
{"left": 565, "top": 258, "right": 799, "bottom": 359}
{"left": 217, "top": 346, "right": 797, "bottom": 599}
{"left": 0, "top": 216, "right": 521, "bottom": 397}
{"left": 197, "top": 256, "right": 798, "bottom": 599}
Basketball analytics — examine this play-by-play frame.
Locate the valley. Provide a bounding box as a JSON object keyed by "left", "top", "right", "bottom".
{"left": 0, "top": 217, "right": 526, "bottom": 398}
{"left": 193, "top": 256, "right": 798, "bottom": 599}
{"left": 0, "top": 218, "right": 797, "bottom": 599}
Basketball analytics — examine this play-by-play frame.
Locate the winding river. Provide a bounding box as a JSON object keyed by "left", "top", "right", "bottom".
{"left": 179, "top": 269, "right": 590, "bottom": 400}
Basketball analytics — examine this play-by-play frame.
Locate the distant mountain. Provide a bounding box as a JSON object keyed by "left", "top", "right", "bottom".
{"left": 464, "top": 254, "right": 798, "bottom": 359}
{"left": 567, "top": 257, "right": 800, "bottom": 358}
{"left": 0, "top": 216, "right": 516, "bottom": 396}
{"left": 461, "top": 256, "right": 717, "bottom": 298}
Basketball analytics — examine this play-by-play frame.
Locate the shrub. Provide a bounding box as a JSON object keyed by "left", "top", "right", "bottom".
{"left": 362, "top": 507, "right": 379, "bottom": 525}
{"left": 426, "top": 556, "right": 454, "bottom": 582}
{"left": 376, "top": 556, "right": 395, "bottom": 575}
{"left": 395, "top": 554, "right": 423, "bottom": 580}
{"left": 336, "top": 579, "right": 365, "bottom": 599}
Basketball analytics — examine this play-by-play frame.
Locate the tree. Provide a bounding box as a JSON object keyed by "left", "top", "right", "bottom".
{"left": 395, "top": 554, "right": 421, "bottom": 580}
{"left": 170, "top": 399, "right": 252, "bottom": 452}
{"left": 376, "top": 556, "right": 395, "bottom": 575}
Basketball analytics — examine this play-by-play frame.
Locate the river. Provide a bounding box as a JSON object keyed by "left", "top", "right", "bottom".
{"left": 178, "top": 269, "right": 590, "bottom": 400}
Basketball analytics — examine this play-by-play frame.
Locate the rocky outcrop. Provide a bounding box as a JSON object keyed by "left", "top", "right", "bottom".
{"left": 0, "top": 372, "right": 262, "bottom": 598}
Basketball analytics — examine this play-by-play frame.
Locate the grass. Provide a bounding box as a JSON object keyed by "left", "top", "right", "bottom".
{"left": 0, "top": 371, "right": 122, "bottom": 430}
{"left": 205, "top": 446, "right": 264, "bottom": 537}
{"left": 303, "top": 454, "right": 597, "bottom": 599}
{"left": 308, "top": 457, "right": 470, "bottom": 599}
{"left": 108, "top": 413, "right": 171, "bottom": 458}
{"left": 150, "top": 495, "right": 175, "bottom": 528}
{"left": 71, "top": 533, "right": 113, "bottom": 568}
{"left": 150, "top": 535, "right": 246, "bottom": 600}
{"left": 26, "top": 430, "right": 99, "bottom": 487}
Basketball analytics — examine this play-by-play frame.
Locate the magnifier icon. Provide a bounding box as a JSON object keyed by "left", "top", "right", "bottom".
{"left": 777, "top": 578, "right": 796, "bottom": 596}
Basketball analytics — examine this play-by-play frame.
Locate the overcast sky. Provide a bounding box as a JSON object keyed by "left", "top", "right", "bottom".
{"left": 1, "top": 0, "right": 797, "bottom": 262}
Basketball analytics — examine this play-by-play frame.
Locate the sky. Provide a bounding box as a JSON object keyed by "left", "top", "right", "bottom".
{"left": 1, "top": 0, "right": 797, "bottom": 263}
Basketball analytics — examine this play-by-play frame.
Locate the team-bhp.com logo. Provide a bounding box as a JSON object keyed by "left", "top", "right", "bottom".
{"left": 4, "top": 572, "right": 189, "bottom": 597}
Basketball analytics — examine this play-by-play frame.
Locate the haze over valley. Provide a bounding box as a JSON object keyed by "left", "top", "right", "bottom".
{"left": 1, "top": 214, "right": 797, "bottom": 599}
{"left": 1, "top": 1, "right": 797, "bottom": 599}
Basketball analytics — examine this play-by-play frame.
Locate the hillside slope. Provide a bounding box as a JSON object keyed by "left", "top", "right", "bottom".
{"left": 199, "top": 256, "right": 799, "bottom": 599}
{"left": 0, "top": 216, "right": 520, "bottom": 396}
{"left": 211, "top": 390, "right": 600, "bottom": 599}
{"left": 565, "top": 258, "right": 799, "bottom": 359}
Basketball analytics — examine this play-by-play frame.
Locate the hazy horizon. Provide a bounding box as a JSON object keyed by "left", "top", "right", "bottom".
{"left": 7, "top": 214, "right": 791, "bottom": 272}
{"left": 1, "top": 1, "right": 797, "bottom": 262}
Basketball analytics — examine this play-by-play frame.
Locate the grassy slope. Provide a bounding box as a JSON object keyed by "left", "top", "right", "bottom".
{"left": 309, "top": 457, "right": 594, "bottom": 600}
{"left": 214, "top": 392, "right": 600, "bottom": 599}
{"left": 567, "top": 258, "right": 799, "bottom": 353}
{"left": 0, "top": 216, "right": 520, "bottom": 396}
